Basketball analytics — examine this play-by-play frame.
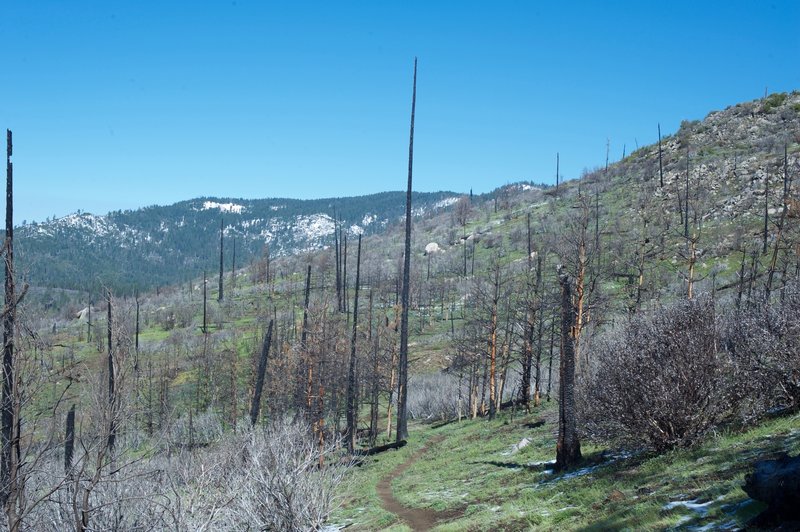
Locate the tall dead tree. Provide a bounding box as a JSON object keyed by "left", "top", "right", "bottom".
{"left": 765, "top": 148, "right": 793, "bottom": 300}
{"left": 107, "top": 289, "right": 116, "bottom": 451}
{"left": 556, "top": 267, "right": 581, "bottom": 471}
{"left": 202, "top": 271, "right": 208, "bottom": 334}
{"left": 1, "top": 129, "right": 19, "bottom": 511}
{"left": 218, "top": 218, "right": 224, "bottom": 302}
{"left": 87, "top": 298, "right": 92, "bottom": 343}
{"left": 658, "top": 123, "right": 664, "bottom": 188}
{"left": 334, "top": 211, "right": 342, "bottom": 312}
{"left": 64, "top": 405, "right": 75, "bottom": 474}
{"left": 556, "top": 152, "right": 560, "bottom": 194}
{"left": 301, "top": 265, "right": 312, "bottom": 414}
{"left": 231, "top": 236, "right": 236, "bottom": 290}
{"left": 346, "top": 234, "right": 362, "bottom": 453}
{"left": 763, "top": 168, "right": 770, "bottom": 255}
{"left": 396, "top": 57, "right": 417, "bottom": 444}
{"left": 520, "top": 214, "right": 534, "bottom": 410}
{"left": 250, "top": 319, "right": 274, "bottom": 427}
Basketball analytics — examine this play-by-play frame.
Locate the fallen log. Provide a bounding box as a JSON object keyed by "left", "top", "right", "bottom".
{"left": 355, "top": 439, "right": 408, "bottom": 457}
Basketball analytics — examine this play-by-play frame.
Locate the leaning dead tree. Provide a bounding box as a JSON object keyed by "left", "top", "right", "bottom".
{"left": 250, "top": 319, "right": 274, "bottom": 426}
{"left": 396, "top": 57, "right": 417, "bottom": 444}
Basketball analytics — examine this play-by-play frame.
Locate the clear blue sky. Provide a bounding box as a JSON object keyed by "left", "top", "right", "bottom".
{"left": 1, "top": 1, "right": 798, "bottom": 224}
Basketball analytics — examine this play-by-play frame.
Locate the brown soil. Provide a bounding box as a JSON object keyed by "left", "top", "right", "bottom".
{"left": 376, "top": 435, "right": 457, "bottom": 530}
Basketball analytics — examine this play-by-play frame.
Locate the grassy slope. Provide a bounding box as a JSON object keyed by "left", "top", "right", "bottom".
{"left": 334, "top": 404, "right": 800, "bottom": 530}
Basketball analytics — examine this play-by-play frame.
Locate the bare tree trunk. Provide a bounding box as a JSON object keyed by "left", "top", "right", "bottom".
{"left": 556, "top": 269, "right": 581, "bottom": 471}
{"left": 301, "top": 265, "right": 313, "bottom": 416}
{"left": 249, "top": 320, "right": 274, "bottom": 427}
{"left": 520, "top": 214, "right": 533, "bottom": 411}
{"left": 396, "top": 58, "right": 417, "bottom": 444}
{"left": 334, "top": 212, "right": 342, "bottom": 312}
{"left": 107, "top": 290, "right": 116, "bottom": 451}
{"left": 658, "top": 123, "right": 664, "bottom": 188}
{"left": 1, "top": 130, "right": 16, "bottom": 512}
{"left": 556, "top": 152, "right": 560, "bottom": 194}
{"left": 346, "top": 235, "right": 362, "bottom": 453}
{"left": 64, "top": 405, "right": 75, "bottom": 474}
{"left": 218, "top": 218, "right": 224, "bottom": 302}
{"left": 87, "top": 298, "right": 92, "bottom": 343}
{"left": 231, "top": 236, "right": 236, "bottom": 290}
{"left": 533, "top": 253, "right": 543, "bottom": 407}
{"left": 202, "top": 271, "right": 207, "bottom": 334}
{"left": 546, "top": 314, "right": 555, "bottom": 402}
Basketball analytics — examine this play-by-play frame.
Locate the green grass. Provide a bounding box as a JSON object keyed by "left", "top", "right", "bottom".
{"left": 334, "top": 405, "right": 800, "bottom": 530}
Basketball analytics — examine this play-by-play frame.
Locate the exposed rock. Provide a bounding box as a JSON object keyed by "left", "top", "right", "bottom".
{"left": 743, "top": 453, "right": 800, "bottom": 524}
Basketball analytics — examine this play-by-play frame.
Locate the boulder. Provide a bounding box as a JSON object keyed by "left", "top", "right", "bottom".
{"left": 743, "top": 453, "right": 800, "bottom": 523}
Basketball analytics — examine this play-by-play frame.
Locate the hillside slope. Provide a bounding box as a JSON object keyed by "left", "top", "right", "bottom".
{"left": 14, "top": 190, "right": 458, "bottom": 293}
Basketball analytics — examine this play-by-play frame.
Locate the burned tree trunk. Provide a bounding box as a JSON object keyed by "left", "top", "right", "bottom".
{"left": 218, "top": 218, "right": 224, "bottom": 302}
{"left": 64, "top": 405, "right": 75, "bottom": 473}
{"left": 658, "top": 123, "right": 664, "bottom": 188}
{"left": 346, "top": 234, "right": 362, "bottom": 453}
{"left": 202, "top": 271, "right": 208, "bottom": 334}
{"left": 249, "top": 319, "right": 274, "bottom": 427}
{"left": 396, "top": 58, "right": 417, "bottom": 444}
{"left": 107, "top": 290, "right": 116, "bottom": 451}
{"left": 1, "top": 129, "right": 18, "bottom": 509}
{"left": 556, "top": 268, "right": 581, "bottom": 471}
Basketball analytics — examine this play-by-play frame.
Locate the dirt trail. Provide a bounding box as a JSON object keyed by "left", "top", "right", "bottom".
{"left": 376, "top": 435, "right": 456, "bottom": 531}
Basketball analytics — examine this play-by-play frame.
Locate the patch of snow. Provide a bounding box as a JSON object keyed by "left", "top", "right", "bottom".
{"left": 362, "top": 214, "right": 376, "bottom": 226}
{"left": 202, "top": 201, "right": 245, "bottom": 214}
{"left": 270, "top": 205, "right": 285, "bottom": 211}
{"left": 501, "top": 437, "right": 531, "bottom": 455}
{"left": 241, "top": 218, "right": 263, "bottom": 229}
{"left": 293, "top": 214, "right": 335, "bottom": 240}
{"left": 663, "top": 496, "right": 725, "bottom": 516}
{"left": 434, "top": 196, "right": 459, "bottom": 209}
{"left": 350, "top": 224, "right": 364, "bottom": 235}
{"left": 527, "top": 459, "right": 557, "bottom": 467}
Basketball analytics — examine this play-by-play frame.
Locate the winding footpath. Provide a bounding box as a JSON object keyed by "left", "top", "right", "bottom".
{"left": 376, "top": 435, "right": 456, "bottom": 531}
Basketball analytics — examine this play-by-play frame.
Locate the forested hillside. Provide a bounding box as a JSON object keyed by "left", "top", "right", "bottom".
{"left": 13, "top": 190, "right": 459, "bottom": 294}
{"left": 0, "top": 91, "right": 798, "bottom": 530}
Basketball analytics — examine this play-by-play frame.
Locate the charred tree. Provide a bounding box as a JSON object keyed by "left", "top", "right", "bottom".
{"left": 202, "top": 271, "right": 208, "bottom": 334}
{"left": 107, "top": 290, "right": 116, "bottom": 451}
{"left": 64, "top": 405, "right": 75, "bottom": 474}
{"left": 346, "top": 234, "right": 362, "bottom": 453}
{"left": 218, "top": 218, "right": 224, "bottom": 302}
{"left": 658, "top": 123, "right": 664, "bottom": 188}
{"left": 231, "top": 236, "right": 236, "bottom": 290}
{"left": 555, "top": 267, "right": 581, "bottom": 471}
{"left": 396, "top": 57, "right": 417, "bottom": 444}
{"left": 301, "top": 265, "right": 312, "bottom": 414}
{"left": 249, "top": 319, "right": 274, "bottom": 427}
{"left": 1, "top": 129, "right": 18, "bottom": 510}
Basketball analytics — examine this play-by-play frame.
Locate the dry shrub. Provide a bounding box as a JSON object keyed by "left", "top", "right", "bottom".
{"left": 582, "top": 296, "right": 743, "bottom": 451}
{"left": 722, "top": 281, "right": 800, "bottom": 412}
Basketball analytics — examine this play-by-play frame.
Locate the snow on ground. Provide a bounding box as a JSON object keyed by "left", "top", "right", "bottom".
{"left": 201, "top": 201, "right": 245, "bottom": 214}
{"left": 293, "top": 213, "right": 336, "bottom": 240}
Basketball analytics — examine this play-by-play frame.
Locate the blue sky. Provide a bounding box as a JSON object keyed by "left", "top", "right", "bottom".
{"left": 1, "top": 1, "right": 798, "bottom": 224}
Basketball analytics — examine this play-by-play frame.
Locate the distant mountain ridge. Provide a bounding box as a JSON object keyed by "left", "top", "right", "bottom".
{"left": 15, "top": 190, "right": 460, "bottom": 293}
